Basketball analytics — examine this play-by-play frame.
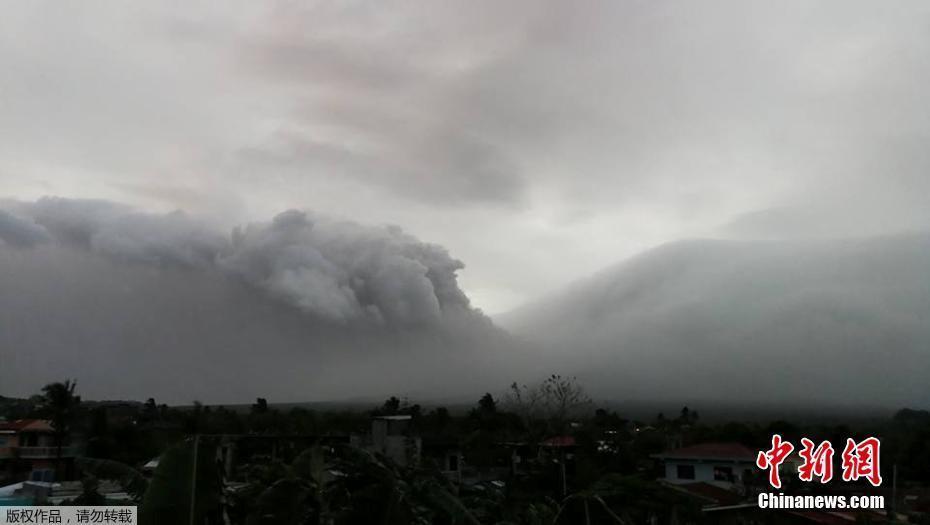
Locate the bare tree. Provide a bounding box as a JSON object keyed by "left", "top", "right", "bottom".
{"left": 506, "top": 374, "right": 591, "bottom": 433}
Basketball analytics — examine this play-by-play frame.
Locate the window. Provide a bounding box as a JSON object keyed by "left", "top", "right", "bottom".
{"left": 714, "top": 466, "right": 733, "bottom": 482}
{"left": 676, "top": 464, "right": 695, "bottom": 480}
{"left": 30, "top": 469, "right": 54, "bottom": 482}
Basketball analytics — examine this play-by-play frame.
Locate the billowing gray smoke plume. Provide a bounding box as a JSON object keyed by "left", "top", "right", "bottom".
{"left": 0, "top": 208, "right": 52, "bottom": 248}
{"left": 5, "top": 197, "right": 929, "bottom": 409}
{"left": 220, "top": 210, "right": 471, "bottom": 326}
{"left": 0, "top": 197, "right": 523, "bottom": 403}
{"left": 1, "top": 197, "right": 472, "bottom": 327}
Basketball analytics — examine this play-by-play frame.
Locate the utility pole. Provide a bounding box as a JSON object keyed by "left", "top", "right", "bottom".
{"left": 189, "top": 435, "right": 200, "bottom": 525}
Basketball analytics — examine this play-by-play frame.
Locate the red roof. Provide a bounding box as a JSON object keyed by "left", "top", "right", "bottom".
{"left": 540, "top": 436, "right": 576, "bottom": 447}
{"left": 0, "top": 419, "right": 54, "bottom": 433}
{"left": 657, "top": 442, "right": 756, "bottom": 461}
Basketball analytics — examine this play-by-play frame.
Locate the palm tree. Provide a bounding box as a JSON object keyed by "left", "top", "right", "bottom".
{"left": 41, "top": 379, "right": 81, "bottom": 481}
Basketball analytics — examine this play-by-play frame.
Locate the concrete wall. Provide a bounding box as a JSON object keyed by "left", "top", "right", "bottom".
{"left": 663, "top": 459, "right": 753, "bottom": 485}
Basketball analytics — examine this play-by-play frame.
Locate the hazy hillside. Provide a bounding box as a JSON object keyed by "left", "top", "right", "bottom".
{"left": 500, "top": 234, "right": 930, "bottom": 407}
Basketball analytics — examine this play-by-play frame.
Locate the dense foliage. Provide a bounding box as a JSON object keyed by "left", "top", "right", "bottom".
{"left": 2, "top": 380, "right": 928, "bottom": 524}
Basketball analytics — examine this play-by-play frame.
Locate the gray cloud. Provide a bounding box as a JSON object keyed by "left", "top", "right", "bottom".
{"left": 233, "top": 0, "right": 930, "bottom": 210}
{"left": 2, "top": 1, "right": 930, "bottom": 312}
{"left": 0, "top": 197, "right": 519, "bottom": 404}
{"left": 219, "top": 208, "right": 471, "bottom": 325}
{"left": 501, "top": 234, "right": 930, "bottom": 407}
{"left": 721, "top": 203, "right": 930, "bottom": 241}
{"left": 4, "top": 197, "right": 474, "bottom": 327}
{"left": 0, "top": 209, "right": 51, "bottom": 248}
{"left": 0, "top": 244, "right": 520, "bottom": 404}
{"left": 237, "top": 128, "right": 524, "bottom": 208}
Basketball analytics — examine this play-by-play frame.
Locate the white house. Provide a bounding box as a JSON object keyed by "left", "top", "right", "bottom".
{"left": 652, "top": 442, "right": 757, "bottom": 487}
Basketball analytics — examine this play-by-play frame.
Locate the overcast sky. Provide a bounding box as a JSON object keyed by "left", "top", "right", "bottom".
{"left": 2, "top": 1, "right": 929, "bottom": 314}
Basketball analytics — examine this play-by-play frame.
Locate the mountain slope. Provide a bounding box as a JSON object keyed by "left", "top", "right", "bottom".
{"left": 500, "top": 234, "right": 930, "bottom": 407}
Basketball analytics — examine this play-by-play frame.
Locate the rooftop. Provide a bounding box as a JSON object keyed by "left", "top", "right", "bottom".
{"left": 540, "top": 436, "right": 576, "bottom": 448}
{"left": 653, "top": 442, "right": 756, "bottom": 461}
{"left": 0, "top": 420, "right": 54, "bottom": 433}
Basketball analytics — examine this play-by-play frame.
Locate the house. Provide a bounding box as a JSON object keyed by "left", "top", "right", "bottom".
{"left": 652, "top": 442, "right": 756, "bottom": 487}
{"left": 351, "top": 415, "right": 421, "bottom": 467}
{"left": 539, "top": 436, "right": 578, "bottom": 496}
{"left": 421, "top": 438, "right": 463, "bottom": 482}
{"left": 0, "top": 419, "right": 76, "bottom": 483}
